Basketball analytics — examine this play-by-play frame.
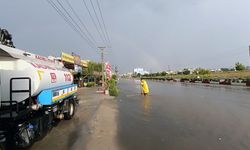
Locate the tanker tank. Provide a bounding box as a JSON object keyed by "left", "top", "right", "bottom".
{"left": 0, "top": 44, "right": 74, "bottom": 106}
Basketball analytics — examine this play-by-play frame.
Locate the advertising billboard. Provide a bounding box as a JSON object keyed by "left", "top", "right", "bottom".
{"left": 61, "top": 52, "right": 74, "bottom": 64}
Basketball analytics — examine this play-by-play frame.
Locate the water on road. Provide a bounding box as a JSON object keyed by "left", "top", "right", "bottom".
{"left": 117, "top": 79, "right": 250, "bottom": 150}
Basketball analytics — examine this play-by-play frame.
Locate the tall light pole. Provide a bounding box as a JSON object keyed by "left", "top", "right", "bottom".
{"left": 98, "top": 46, "right": 106, "bottom": 88}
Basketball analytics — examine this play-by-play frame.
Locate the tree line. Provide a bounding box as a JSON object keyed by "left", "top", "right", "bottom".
{"left": 139, "top": 62, "right": 247, "bottom": 77}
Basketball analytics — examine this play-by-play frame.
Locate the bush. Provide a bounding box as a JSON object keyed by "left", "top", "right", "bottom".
{"left": 183, "top": 69, "right": 191, "bottom": 75}
{"left": 108, "top": 79, "right": 119, "bottom": 97}
{"left": 86, "top": 82, "right": 96, "bottom": 87}
{"left": 112, "top": 74, "right": 117, "bottom": 80}
{"left": 235, "top": 62, "right": 246, "bottom": 71}
{"left": 194, "top": 68, "right": 211, "bottom": 75}
{"left": 161, "top": 71, "right": 167, "bottom": 76}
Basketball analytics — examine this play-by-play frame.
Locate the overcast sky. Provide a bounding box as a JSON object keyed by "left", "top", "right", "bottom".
{"left": 1, "top": 0, "right": 250, "bottom": 73}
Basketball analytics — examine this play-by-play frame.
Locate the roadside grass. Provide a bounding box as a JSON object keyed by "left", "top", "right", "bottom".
{"left": 143, "top": 70, "right": 250, "bottom": 79}
{"left": 209, "top": 70, "right": 250, "bottom": 79}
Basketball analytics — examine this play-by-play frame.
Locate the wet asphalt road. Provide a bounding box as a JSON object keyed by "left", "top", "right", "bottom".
{"left": 117, "top": 79, "right": 250, "bottom": 150}
{"left": 30, "top": 80, "right": 250, "bottom": 150}
{"left": 31, "top": 87, "right": 103, "bottom": 150}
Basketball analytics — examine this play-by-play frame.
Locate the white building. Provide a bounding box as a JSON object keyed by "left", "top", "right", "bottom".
{"left": 133, "top": 68, "right": 149, "bottom": 75}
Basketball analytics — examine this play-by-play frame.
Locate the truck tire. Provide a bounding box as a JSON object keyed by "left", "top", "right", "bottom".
{"left": 64, "top": 100, "right": 75, "bottom": 120}
{"left": 0, "top": 143, "right": 5, "bottom": 150}
{"left": 0, "top": 131, "right": 6, "bottom": 150}
{"left": 15, "top": 127, "right": 32, "bottom": 148}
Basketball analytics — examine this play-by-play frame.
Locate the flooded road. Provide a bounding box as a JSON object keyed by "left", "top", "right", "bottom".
{"left": 29, "top": 80, "right": 250, "bottom": 150}
{"left": 117, "top": 79, "right": 250, "bottom": 150}
{"left": 31, "top": 87, "right": 104, "bottom": 150}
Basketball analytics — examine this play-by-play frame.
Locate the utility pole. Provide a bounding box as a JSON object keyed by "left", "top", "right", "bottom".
{"left": 98, "top": 46, "right": 106, "bottom": 88}
{"left": 249, "top": 46, "right": 250, "bottom": 67}
{"left": 115, "top": 66, "right": 118, "bottom": 75}
{"left": 168, "top": 65, "right": 171, "bottom": 72}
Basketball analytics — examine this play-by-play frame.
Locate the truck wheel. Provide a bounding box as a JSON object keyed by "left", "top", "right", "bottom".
{"left": 0, "top": 143, "right": 5, "bottom": 150}
{"left": 15, "top": 125, "right": 33, "bottom": 148}
{"left": 64, "top": 100, "right": 75, "bottom": 120}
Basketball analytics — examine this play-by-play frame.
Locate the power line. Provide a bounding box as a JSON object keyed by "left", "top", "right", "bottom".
{"left": 47, "top": 0, "right": 112, "bottom": 49}
{"left": 96, "top": 0, "right": 111, "bottom": 46}
{"left": 82, "top": 0, "right": 106, "bottom": 45}
{"left": 89, "top": 0, "right": 108, "bottom": 45}
{"left": 48, "top": 0, "right": 96, "bottom": 48}
{"left": 64, "top": 0, "right": 97, "bottom": 47}
{"left": 55, "top": 0, "right": 96, "bottom": 48}
{"left": 46, "top": 0, "right": 86, "bottom": 44}
{"left": 47, "top": 0, "right": 95, "bottom": 48}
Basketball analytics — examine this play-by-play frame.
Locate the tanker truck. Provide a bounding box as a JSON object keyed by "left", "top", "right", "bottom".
{"left": 0, "top": 44, "right": 78, "bottom": 149}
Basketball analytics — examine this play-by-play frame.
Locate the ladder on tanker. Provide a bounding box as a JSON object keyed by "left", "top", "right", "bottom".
{"left": 0, "top": 77, "right": 32, "bottom": 119}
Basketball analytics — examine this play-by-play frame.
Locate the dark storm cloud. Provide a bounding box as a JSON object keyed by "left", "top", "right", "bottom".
{"left": 1, "top": 0, "right": 250, "bottom": 73}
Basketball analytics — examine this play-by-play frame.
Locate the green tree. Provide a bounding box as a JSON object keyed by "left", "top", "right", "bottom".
{"left": 235, "top": 62, "right": 245, "bottom": 71}
{"left": 156, "top": 72, "right": 160, "bottom": 76}
{"left": 84, "top": 61, "right": 102, "bottom": 75}
{"left": 151, "top": 73, "right": 156, "bottom": 77}
{"left": 112, "top": 74, "right": 117, "bottom": 80}
{"left": 144, "top": 74, "right": 149, "bottom": 77}
{"left": 177, "top": 71, "right": 183, "bottom": 75}
{"left": 83, "top": 61, "right": 102, "bottom": 83}
{"left": 183, "top": 68, "right": 191, "bottom": 75}
{"left": 161, "top": 71, "right": 167, "bottom": 76}
{"left": 194, "top": 68, "right": 211, "bottom": 75}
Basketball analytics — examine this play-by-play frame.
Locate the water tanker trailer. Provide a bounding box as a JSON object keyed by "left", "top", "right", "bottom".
{"left": 0, "top": 44, "right": 78, "bottom": 149}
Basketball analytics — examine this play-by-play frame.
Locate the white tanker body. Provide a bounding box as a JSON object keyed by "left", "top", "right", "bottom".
{"left": 0, "top": 44, "right": 78, "bottom": 149}
{"left": 0, "top": 44, "right": 74, "bottom": 106}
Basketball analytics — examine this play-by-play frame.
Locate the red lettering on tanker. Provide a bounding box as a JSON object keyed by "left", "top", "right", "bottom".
{"left": 64, "top": 73, "right": 72, "bottom": 82}
{"left": 35, "top": 55, "right": 55, "bottom": 63}
{"left": 50, "top": 73, "right": 57, "bottom": 83}
{"left": 30, "top": 62, "right": 56, "bottom": 70}
{"left": 35, "top": 55, "right": 47, "bottom": 61}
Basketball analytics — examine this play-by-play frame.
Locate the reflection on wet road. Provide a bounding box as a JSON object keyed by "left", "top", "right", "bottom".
{"left": 117, "top": 79, "right": 250, "bottom": 150}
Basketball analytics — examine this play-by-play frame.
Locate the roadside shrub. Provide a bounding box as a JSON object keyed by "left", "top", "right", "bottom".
{"left": 194, "top": 68, "right": 211, "bottom": 75}
{"left": 108, "top": 79, "right": 119, "bottom": 97}
{"left": 112, "top": 74, "right": 117, "bottom": 80}
{"left": 235, "top": 62, "right": 246, "bottom": 71}
{"left": 86, "top": 82, "right": 96, "bottom": 87}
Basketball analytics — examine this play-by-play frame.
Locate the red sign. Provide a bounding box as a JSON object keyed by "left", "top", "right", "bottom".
{"left": 50, "top": 73, "right": 57, "bottom": 83}
{"left": 64, "top": 73, "right": 72, "bottom": 82}
{"left": 105, "top": 63, "right": 112, "bottom": 80}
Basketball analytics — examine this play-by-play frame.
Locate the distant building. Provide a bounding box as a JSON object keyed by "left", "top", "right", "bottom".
{"left": 177, "top": 68, "right": 194, "bottom": 75}
{"left": 164, "top": 70, "right": 175, "bottom": 74}
{"left": 121, "top": 72, "right": 133, "bottom": 78}
{"left": 210, "top": 69, "right": 221, "bottom": 72}
{"left": 133, "top": 68, "right": 149, "bottom": 75}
